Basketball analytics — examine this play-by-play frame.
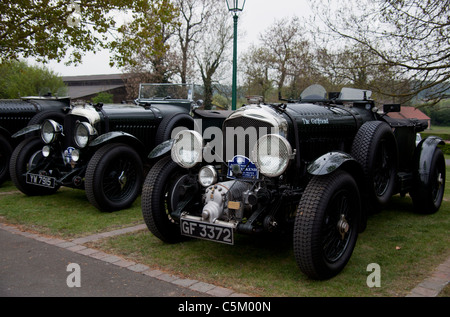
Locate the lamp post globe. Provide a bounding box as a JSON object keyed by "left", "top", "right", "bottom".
{"left": 226, "top": 0, "right": 246, "bottom": 13}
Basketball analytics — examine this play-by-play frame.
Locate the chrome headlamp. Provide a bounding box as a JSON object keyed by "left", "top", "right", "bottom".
{"left": 74, "top": 122, "right": 97, "bottom": 148}
{"left": 251, "top": 134, "right": 293, "bottom": 177}
{"left": 198, "top": 165, "right": 218, "bottom": 187}
{"left": 171, "top": 130, "right": 203, "bottom": 169}
{"left": 41, "top": 119, "right": 62, "bottom": 144}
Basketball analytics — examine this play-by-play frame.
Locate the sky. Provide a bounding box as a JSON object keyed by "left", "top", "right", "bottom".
{"left": 35, "top": 0, "right": 312, "bottom": 77}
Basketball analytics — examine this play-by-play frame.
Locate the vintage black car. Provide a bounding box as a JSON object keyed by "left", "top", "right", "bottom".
{"left": 0, "top": 96, "right": 69, "bottom": 186}
{"left": 10, "top": 83, "right": 229, "bottom": 212}
{"left": 141, "top": 84, "right": 445, "bottom": 280}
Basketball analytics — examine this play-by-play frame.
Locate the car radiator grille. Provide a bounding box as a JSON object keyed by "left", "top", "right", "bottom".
{"left": 222, "top": 116, "right": 274, "bottom": 162}
{"left": 63, "top": 115, "right": 89, "bottom": 149}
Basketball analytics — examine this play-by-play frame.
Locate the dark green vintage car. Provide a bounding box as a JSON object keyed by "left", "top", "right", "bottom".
{"left": 10, "top": 83, "right": 229, "bottom": 212}
{"left": 0, "top": 96, "right": 70, "bottom": 185}
{"left": 141, "top": 84, "right": 445, "bottom": 280}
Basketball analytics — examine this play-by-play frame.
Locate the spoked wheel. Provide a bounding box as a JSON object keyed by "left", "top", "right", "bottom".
{"left": 141, "top": 156, "right": 196, "bottom": 243}
{"left": 85, "top": 143, "right": 143, "bottom": 212}
{"left": 372, "top": 139, "right": 394, "bottom": 198}
{"left": 294, "top": 170, "right": 361, "bottom": 280}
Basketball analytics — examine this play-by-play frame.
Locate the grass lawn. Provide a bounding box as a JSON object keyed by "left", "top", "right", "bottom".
{"left": 425, "top": 125, "right": 450, "bottom": 135}
{"left": 0, "top": 181, "right": 144, "bottom": 239}
{"left": 0, "top": 165, "right": 449, "bottom": 297}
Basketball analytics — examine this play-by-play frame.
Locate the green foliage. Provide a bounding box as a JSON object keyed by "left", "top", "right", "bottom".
{"left": 211, "top": 93, "right": 229, "bottom": 110}
{"left": 91, "top": 92, "right": 114, "bottom": 104}
{"left": 0, "top": 60, "right": 67, "bottom": 98}
{"left": 421, "top": 100, "right": 450, "bottom": 126}
{"left": 109, "top": 0, "right": 179, "bottom": 70}
{"left": 0, "top": 0, "right": 138, "bottom": 64}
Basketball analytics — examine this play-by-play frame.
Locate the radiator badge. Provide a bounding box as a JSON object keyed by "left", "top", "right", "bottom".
{"left": 227, "top": 155, "right": 259, "bottom": 180}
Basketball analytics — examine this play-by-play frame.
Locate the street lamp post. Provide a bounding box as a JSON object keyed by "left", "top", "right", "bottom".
{"left": 226, "top": 0, "right": 245, "bottom": 110}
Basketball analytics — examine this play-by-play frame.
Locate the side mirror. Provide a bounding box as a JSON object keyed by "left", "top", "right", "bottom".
{"left": 383, "top": 104, "right": 401, "bottom": 113}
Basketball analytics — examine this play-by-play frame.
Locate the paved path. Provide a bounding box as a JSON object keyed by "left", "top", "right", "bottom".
{"left": 0, "top": 221, "right": 448, "bottom": 297}
{"left": 0, "top": 223, "right": 246, "bottom": 297}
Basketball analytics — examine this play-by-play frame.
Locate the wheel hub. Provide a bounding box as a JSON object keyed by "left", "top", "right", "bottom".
{"left": 118, "top": 171, "right": 127, "bottom": 189}
{"left": 337, "top": 214, "right": 350, "bottom": 240}
{"left": 437, "top": 173, "right": 443, "bottom": 186}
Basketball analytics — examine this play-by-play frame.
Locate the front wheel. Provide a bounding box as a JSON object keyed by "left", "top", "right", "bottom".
{"left": 85, "top": 143, "right": 143, "bottom": 212}
{"left": 9, "top": 137, "right": 59, "bottom": 196}
{"left": 294, "top": 170, "right": 361, "bottom": 280}
{"left": 141, "top": 156, "right": 191, "bottom": 243}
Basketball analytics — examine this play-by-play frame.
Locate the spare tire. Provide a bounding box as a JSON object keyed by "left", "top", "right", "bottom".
{"left": 351, "top": 121, "right": 397, "bottom": 210}
{"left": 155, "top": 113, "right": 194, "bottom": 145}
{"left": 28, "top": 109, "right": 66, "bottom": 126}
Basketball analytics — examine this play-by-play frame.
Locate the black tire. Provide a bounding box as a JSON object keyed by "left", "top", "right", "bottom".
{"left": 411, "top": 148, "right": 445, "bottom": 214}
{"left": 294, "top": 170, "right": 361, "bottom": 280}
{"left": 9, "top": 137, "right": 59, "bottom": 196}
{"left": 85, "top": 143, "right": 143, "bottom": 212}
{"left": 155, "top": 113, "right": 194, "bottom": 145}
{"left": 0, "top": 134, "right": 12, "bottom": 185}
{"left": 351, "top": 121, "right": 397, "bottom": 209}
{"left": 141, "top": 156, "right": 188, "bottom": 243}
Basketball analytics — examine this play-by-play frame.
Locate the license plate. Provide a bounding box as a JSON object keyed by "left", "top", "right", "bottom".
{"left": 26, "top": 173, "right": 56, "bottom": 188}
{"left": 180, "top": 218, "right": 234, "bottom": 245}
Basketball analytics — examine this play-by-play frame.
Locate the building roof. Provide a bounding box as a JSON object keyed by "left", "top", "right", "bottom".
{"left": 62, "top": 74, "right": 125, "bottom": 82}
{"left": 66, "top": 85, "right": 125, "bottom": 99}
{"left": 387, "top": 106, "right": 430, "bottom": 121}
{"left": 61, "top": 74, "right": 127, "bottom": 100}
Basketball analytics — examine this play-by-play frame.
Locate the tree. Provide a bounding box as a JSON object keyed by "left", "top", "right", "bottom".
{"left": 310, "top": 0, "right": 450, "bottom": 103}
{"left": 241, "top": 17, "right": 315, "bottom": 101}
{"left": 194, "top": 5, "right": 233, "bottom": 109}
{"left": 0, "top": 60, "right": 67, "bottom": 98}
{"left": 258, "top": 17, "right": 308, "bottom": 97}
{"left": 110, "top": 0, "right": 180, "bottom": 98}
{"left": 91, "top": 92, "right": 113, "bottom": 104}
{"left": 0, "top": 0, "right": 137, "bottom": 64}
{"left": 241, "top": 45, "right": 273, "bottom": 101}
{"left": 314, "top": 44, "right": 412, "bottom": 104}
{"left": 173, "top": 0, "right": 215, "bottom": 84}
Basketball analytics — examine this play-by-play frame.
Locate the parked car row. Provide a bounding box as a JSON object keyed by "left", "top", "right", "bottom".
{"left": 1, "top": 84, "right": 445, "bottom": 280}
{"left": 4, "top": 83, "right": 229, "bottom": 211}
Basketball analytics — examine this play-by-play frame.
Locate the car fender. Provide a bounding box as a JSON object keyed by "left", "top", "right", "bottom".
{"left": 148, "top": 139, "right": 174, "bottom": 160}
{"left": 307, "top": 151, "right": 367, "bottom": 232}
{"left": 414, "top": 136, "right": 445, "bottom": 185}
{"left": 11, "top": 124, "right": 41, "bottom": 139}
{"left": 89, "top": 131, "right": 146, "bottom": 157}
{"left": 307, "top": 152, "right": 359, "bottom": 175}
